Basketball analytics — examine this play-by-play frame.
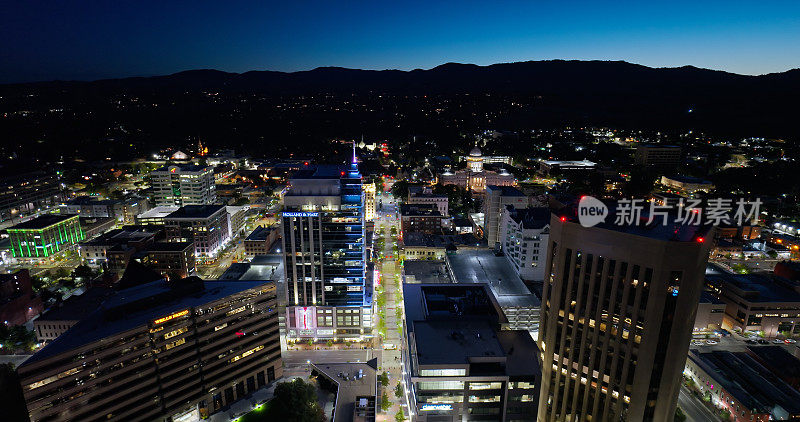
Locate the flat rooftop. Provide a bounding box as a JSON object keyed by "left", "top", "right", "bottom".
{"left": 403, "top": 260, "right": 451, "bottom": 284}
{"left": 246, "top": 225, "right": 276, "bottom": 241}
{"left": 9, "top": 214, "right": 76, "bottom": 230}
{"left": 747, "top": 346, "right": 800, "bottom": 380}
{"left": 312, "top": 360, "right": 378, "bottom": 422}
{"left": 486, "top": 185, "right": 525, "bottom": 196}
{"left": 414, "top": 319, "right": 505, "bottom": 365}
{"left": 689, "top": 350, "right": 800, "bottom": 415}
{"left": 219, "top": 255, "right": 284, "bottom": 281}
{"left": 706, "top": 273, "right": 800, "bottom": 303}
{"left": 291, "top": 164, "right": 349, "bottom": 180}
{"left": 402, "top": 232, "right": 483, "bottom": 248}
{"left": 143, "top": 241, "right": 193, "bottom": 252}
{"left": 400, "top": 204, "right": 441, "bottom": 217}
{"left": 80, "top": 227, "right": 159, "bottom": 246}
{"left": 137, "top": 206, "right": 180, "bottom": 219}
{"left": 541, "top": 160, "right": 596, "bottom": 167}
{"left": 21, "top": 278, "right": 270, "bottom": 366}
{"left": 154, "top": 163, "right": 210, "bottom": 172}
{"left": 166, "top": 205, "right": 225, "bottom": 219}
{"left": 447, "top": 249, "right": 534, "bottom": 297}
{"left": 36, "top": 287, "right": 114, "bottom": 322}
{"left": 507, "top": 207, "right": 550, "bottom": 229}
{"left": 403, "top": 283, "right": 539, "bottom": 375}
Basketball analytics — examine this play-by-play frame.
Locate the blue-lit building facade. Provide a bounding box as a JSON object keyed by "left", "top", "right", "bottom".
{"left": 281, "top": 155, "right": 371, "bottom": 341}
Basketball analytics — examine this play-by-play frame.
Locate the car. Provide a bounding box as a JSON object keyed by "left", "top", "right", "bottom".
{"left": 774, "top": 339, "right": 785, "bottom": 344}
{"left": 786, "top": 339, "right": 797, "bottom": 344}
{"left": 757, "top": 339, "right": 769, "bottom": 344}
{"left": 691, "top": 340, "right": 704, "bottom": 346}
{"left": 745, "top": 339, "right": 758, "bottom": 344}
{"left": 705, "top": 340, "right": 719, "bottom": 345}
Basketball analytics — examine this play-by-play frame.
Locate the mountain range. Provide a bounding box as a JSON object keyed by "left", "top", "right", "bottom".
{"left": 2, "top": 60, "right": 799, "bottom": 137}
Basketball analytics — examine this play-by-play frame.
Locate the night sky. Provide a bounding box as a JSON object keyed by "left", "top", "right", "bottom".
{"left": 2, "top": 0, "right": 799, "bottom": 83}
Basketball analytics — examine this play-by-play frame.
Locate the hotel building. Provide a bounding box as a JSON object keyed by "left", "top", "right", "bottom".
{"left": 538, "top": 211, "right": 712, "bottom": 421}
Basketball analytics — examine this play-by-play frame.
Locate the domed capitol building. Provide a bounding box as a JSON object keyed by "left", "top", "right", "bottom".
{"left": 439, "top": 146, "right": 516, "bottom": 192}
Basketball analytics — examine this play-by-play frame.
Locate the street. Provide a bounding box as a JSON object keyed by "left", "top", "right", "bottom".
{"left": 678, "top": 386, "right": 719, "bottom": 422}
{"left": 373, "top": 188, "right": 409, "bottom": 420}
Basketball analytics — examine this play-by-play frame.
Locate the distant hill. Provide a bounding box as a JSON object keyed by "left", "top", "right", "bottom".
{"left": 5, "top": 60, "right": 800, "bottom": 94}
{"left": 1, "top": 60, "right": 799, "bottom": 138}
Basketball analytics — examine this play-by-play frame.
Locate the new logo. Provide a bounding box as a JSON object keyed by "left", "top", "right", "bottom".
{"left": 578, "top": 196, "right": 608, "bottom": 227}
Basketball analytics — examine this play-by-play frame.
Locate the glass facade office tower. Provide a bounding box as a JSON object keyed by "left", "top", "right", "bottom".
{"left": 538, "top": 213, "right": 712, "bottom": 421}
{"left": 281, "top": 154, "right": 370, "bottom": 340}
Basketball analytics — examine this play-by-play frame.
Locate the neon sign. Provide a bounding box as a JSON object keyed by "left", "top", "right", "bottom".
{"left": 282, "top": 212, "right": 319, "bottom": 217}
{"left": 420, "top": 404, "right": 453, "bottom": 411}
{"left": 153, "top": 309, "right": 189, "bottom": 325}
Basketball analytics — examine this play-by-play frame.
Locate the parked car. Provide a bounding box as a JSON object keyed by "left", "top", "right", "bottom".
{"left": 785, "top": 339, "right": 797, "bottom": 344}
{"left": 773, "top": 339, "right": 785, "bottom": 344}
{"left": 757, "top": 339, "right": 769, "bottom": 344}
{"left": 745, "top": 339, "right": 758, "bottom": 344}
{"left": 706, "top": 340, "right": 719, "bottom": 345}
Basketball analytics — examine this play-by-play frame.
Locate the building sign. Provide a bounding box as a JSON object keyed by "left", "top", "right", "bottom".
{"left": 420, "top": 404, "right": 453, "bottom": 411}
{"left": 316, "top": 329, "right": 335, "bottom": 336}
{"left": 153, "top": 309, "right": 189, "bottom": 325}
{"left": 347, "top": 285, "right": 362, "bottom": 292}
{"left": 282, "top": 212, "right": 319, "bottom": 218}
{"left": 295, "top": 306, "right": 317, "bottom": 330}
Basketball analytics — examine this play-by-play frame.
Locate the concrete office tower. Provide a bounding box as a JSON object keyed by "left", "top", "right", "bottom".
{"left": 483, "top": 185, "right": 528, "bottom": 248}
{"left": 281, "top": 149, "right": 370, "bottom": 341}
{"left": 151, "top": 164, "right": 216, "bottom": 206}
{"left": 538, "top": 212, "right": 712, "bottom": 421}
{"left": 634, "top": 144, "right": 682, "bottom": 169}
{"left": 17, "top": 278, "right": 282, "bottom": 422}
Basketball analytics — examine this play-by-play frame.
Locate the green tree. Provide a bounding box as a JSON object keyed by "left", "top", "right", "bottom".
{"left": 674, "top": 407, "right": 687, "bottom": 422}
{"left": 326, "top": 339, "right": 333, "bottom": 347}
{"left": 380, "top": 392, "right": 391, "bottom": 412}
{"left": 379, "top": 371, "right": 390, "bottom": 387}
{"left": 391, "top": 180, "right": 409, "bottom": 199}
{"left": 394, "top": 382, "right": 404, "bottom": 398}
{"left": 395, "top": 410, "right": 406, "bottom": 422}
{"left": 72, "top": 264, "right": 95, "bottom": 280}
{"left": 270, "top": 378, "right": 325, "bottom": 422}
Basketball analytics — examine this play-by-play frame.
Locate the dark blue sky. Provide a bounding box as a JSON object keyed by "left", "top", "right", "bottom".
{"left": 2, "top": 0, "right": 799, "bottom": 83}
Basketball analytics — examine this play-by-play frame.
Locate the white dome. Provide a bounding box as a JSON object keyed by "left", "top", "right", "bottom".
{"left": 469, "top": 146, "right": 482, "bottom": 157}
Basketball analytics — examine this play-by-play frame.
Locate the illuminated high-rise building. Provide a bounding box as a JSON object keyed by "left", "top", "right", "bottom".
{"left": 281, "top": 146, "right": 370, "bottom": 341}
{"left": 363, "top": 181, "right": 376, "bottom": 222}
{"left": 150, "top": 164, "right": 216, "bottom": 206}
{"left": 17, "top": 277, "right": 282, "bottom": 422}
{"left": 538, "top": 212, "right": 712, "bottom": 421}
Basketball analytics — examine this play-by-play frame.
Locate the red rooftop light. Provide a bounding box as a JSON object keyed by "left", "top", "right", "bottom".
{"left": 560, "top": 216, "right": 567, "bottom": 222}
{"left": 697, "top": 237, "right": 705, "bottom": 243}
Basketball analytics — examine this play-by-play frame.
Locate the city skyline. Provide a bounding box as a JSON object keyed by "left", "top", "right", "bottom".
{"left": 3, "top": 1, "right": 800, "bottom": 83}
